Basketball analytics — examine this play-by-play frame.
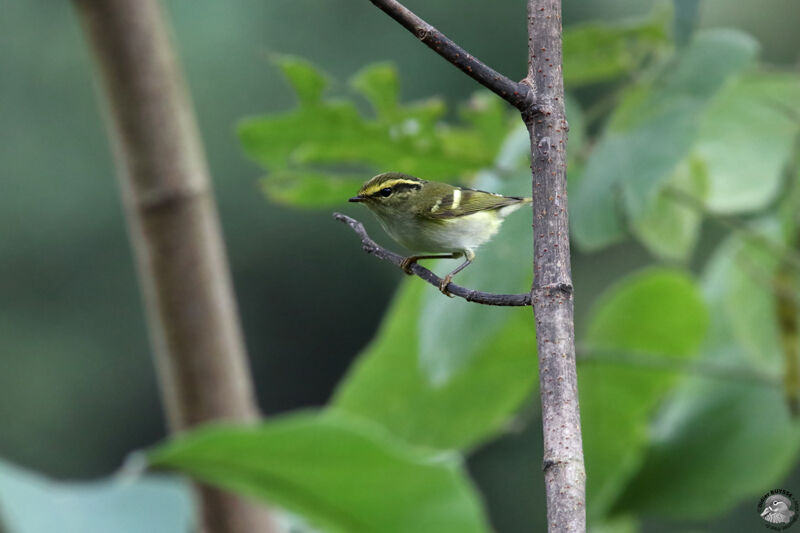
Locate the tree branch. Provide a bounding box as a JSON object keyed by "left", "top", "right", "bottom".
{"left": 369, "top": 0, "right": 533, "bottom": 111}
{"left": 525, "top": 2, "right": 586, "bottom": 531}
{"left": 71, "top": 1, "right": 277, "bottom": 532}
{"left": 334, "top": 213, "right": 531, "bottom": 306}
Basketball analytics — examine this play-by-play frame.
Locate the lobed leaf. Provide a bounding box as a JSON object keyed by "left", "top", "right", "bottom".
{"left": 239, "top": 61, "right": 515, "bottom": 208}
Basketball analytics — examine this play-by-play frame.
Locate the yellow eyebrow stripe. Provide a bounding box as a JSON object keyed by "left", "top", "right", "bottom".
{"left": 361, "top": 179, "right": 422, "bottom": 196}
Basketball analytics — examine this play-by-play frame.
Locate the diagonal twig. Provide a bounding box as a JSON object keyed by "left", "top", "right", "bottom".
{"left": 369, "top": 0, "right": 533, "bottom": 112}
{"left": 333, "top": 213, "right": 532, "bottom": 306}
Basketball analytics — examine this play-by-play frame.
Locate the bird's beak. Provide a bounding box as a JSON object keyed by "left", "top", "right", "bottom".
{"left": 348, "top": 196, "right": 365, "bottom": 203}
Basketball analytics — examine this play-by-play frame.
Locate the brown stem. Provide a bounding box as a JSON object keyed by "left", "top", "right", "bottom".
{"left": 71, "top": 1, "right": 277, "bottom": 532}
{"left": 334, "top": 213, "right": 531, "bottom": 306}
{"left": 369, "top": 0, "right": 533, "bottom": 112}
{"left": 525, "top": 2, "right": 586, "bottom": 531}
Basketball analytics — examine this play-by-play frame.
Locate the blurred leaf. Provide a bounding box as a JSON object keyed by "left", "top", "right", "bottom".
{"left": 720, "top": 226, "right": 784, "bottom": 366}
{"left": 631, "top": 156, "right": 708, "bottom": 260}
{"left": 0, "top": 459, "right": 193, "bottom": 533}
{"left": 334, "top": 279, "right": 536, "bottom": 451}
{"left": 590, "top": 515, "right": 639, "bottom": 533}
{"left": 565, "top": 93, "right": 586, "bottom": 169}
{"left": 260, "top": 170, "right": 365, "bottom": 207}
{"left": 618, "top": 379, "right": 800, "bottom": 519}
{"left": 274, "top": 55, "right": 328, "bottom": 106}
{"left": 614, "top": 229, "right": 800, "bottom": 518}
{"left": 673, "top": 0, "right": 700, "bottom": 46}
{"left": 240, "top": 61, "right": 515, "bottom": 208}
{"left": 351, "top": 62, "right": 399, "bottom": 120}
{"left": 572, "top": 30, "right": 758, "bottom": 250}
{"left": 149, "top": 411, "right": 490, "bottom": 533}
{"left": 563, "top": 7, "right": 671, "bottom": 86}
{"left": 696, "top": 72, "right": 800, "bottom": 214}
{"left": 578, "top": 269, "right": 707, "bottom": 518}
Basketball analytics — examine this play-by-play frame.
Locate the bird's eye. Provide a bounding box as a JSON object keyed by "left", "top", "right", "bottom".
{"left": 380, "top": 187, "right": 393, "bottom": 197}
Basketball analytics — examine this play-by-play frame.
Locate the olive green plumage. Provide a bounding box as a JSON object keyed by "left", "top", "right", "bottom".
{"left": 349, "top": 172, "right": 530, "bottom": 294}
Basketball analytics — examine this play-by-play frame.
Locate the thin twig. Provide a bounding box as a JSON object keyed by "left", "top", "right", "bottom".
{"left": 334, "top": 213, "right": 531, "bottom": 306}
{"left": 368, "top": 0, "right": 533, "bottom": 112}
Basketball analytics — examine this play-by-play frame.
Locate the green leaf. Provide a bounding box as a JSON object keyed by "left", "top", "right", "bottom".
{"left": 563, "top": 7, "right": 671, "bottom": 86}
{"left": 696, "top": 72, "right": 800, "bottom": 214}
{"left": 239, "top": 60, "right": 515, "bottom": 208}
{"left": 617, "top": 379, "right": 800, "bottom": 519}
{"left": 0, "top": 459, "right": 193, "bottom": 533}
{"left": 578, "top": 269, "right": 708, "bottom": 519}
{"left": 333, "top": 280, "right": 537, "bottom": 451}
{"left": 149, "top": 411, "right": 490, "bottom": 533}
{"left": 590, "top": 515, "right": 639, "bottom": 533}
{"left": 572, "top": 29, "right": 758, "bottom": 250}
{"left": 260, "top": 170, "right": 365, "bottom": 208}
{"left": 631, "top": 156, "right": 708, "bottom": 260}
{"left": 273, "top": 55, "right": 328, "bottom": 106}
{"left": 565, "top": 93, "right": 586, "bottom": 170}
{"left": 614, "top": 233, "right": 800, "bottom": 518}
{"left": 710, "top": 222, "right": 784, "bottom": 366}
{"left": 350, "top": 62, "right": 399, "bottom": 119}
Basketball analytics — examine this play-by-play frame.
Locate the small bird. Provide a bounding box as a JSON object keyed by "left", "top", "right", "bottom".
{"left": 761, "top": 495, "right": 795, "bottom": 524}
{"left": 349, "top": 172, "right": 531, "bottom": 294}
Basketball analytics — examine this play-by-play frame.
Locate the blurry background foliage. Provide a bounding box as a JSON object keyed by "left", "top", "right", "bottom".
{"left": 1, "top": 0, "right": 800, "bottom": 532}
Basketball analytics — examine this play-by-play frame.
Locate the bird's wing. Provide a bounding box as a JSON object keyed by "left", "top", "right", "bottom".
{"left": 418, "top": 186, "right": 529, "bottom": 219}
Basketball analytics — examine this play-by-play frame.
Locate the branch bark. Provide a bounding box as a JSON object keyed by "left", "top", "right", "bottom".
{"left": 369, "top": 0, "right": 586, "bottom": 530}
{"left": 369, "top": 0, "right": 533, "bottom": 111}
{"left": 71, "top": 1, "right": 277, "bottom": 532}
{"left": 525, "top": 2, "right": 585, "bottom": 531}
{"left": 334, "top": 213, "right": 531, "bottom": 306}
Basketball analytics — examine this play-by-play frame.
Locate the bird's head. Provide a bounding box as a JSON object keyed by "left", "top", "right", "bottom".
{"left": 349, "top": 172, "right": 426, "bottom": 216}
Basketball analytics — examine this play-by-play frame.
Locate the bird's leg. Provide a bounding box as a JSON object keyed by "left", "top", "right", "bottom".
{"left": 400, "top": 253, "right": 460, "bottom": 275}
{"left": 439, "top": 250, "right": 475, "bottom": 296}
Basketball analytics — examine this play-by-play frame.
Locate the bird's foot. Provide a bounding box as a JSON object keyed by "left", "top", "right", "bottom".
{"left": 439, "top": 275, "right": 454, "bottom": 298}
{"left": 400, "top": 257, "right": 416, "bottom": 275}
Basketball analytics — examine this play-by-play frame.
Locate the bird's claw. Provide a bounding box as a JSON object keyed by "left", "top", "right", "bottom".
{"left": 400, "top": 257, "right": 416, "bottom": 275}
{"left": 439, "top": 275, "right": 454, "bottom": 298}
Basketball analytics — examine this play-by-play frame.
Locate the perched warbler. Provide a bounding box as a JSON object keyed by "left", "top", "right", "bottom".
{"left": 349, "top": 172, "right": 531, "bottom": 294}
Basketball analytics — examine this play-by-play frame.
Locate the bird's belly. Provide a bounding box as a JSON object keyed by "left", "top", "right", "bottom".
{"left": 381, "top": 211, "right": 503, "bottom": 253}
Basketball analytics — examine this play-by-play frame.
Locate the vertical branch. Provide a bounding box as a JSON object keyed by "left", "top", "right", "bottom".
{"left": 525, "top": 1, "right": 586, "bottom": 531}
{"left": 71, "top": 1, "right": 278, "bottom": 532}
